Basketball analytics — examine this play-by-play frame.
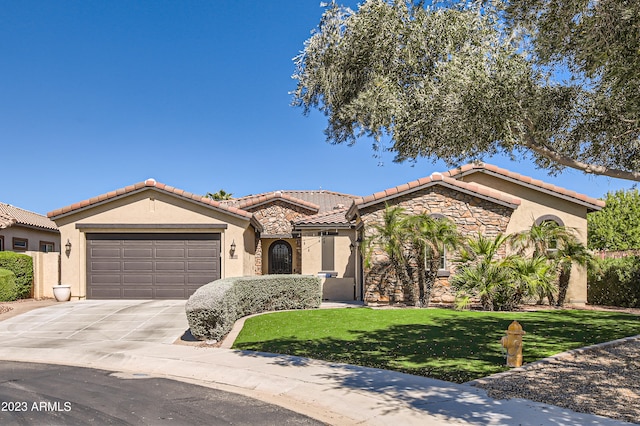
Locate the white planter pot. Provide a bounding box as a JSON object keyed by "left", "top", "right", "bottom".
{"left": 53, "top": 285, "right": 71, "bottom": 302}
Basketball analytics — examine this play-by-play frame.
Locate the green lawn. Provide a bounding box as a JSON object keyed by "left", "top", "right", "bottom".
{"left": 232, "top": 308, "right": 640, "bottom": 383}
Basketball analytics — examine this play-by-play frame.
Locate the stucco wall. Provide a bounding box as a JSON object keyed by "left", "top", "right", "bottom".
{"left": 301, "top": 230, "right": 356, "bottom": 277}
{"left": 0, "top": 226, "right": 60, "bottom": 252}
{"left": 52, "top": 190, "right": 253, "bottom": 299}
{"left": 28, "top": 251, "right": 60, "bottom": 299}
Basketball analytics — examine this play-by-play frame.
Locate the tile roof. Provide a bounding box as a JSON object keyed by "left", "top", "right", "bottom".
{"left": 295, "top": 208, "right": 353, "bottom": 227}
{"left": 47, "top": 179, "right": 254, "bottom": 220}
{"left": 0, "top": 203, "right": 58, "bottom": 231}
{"left": 227, "top": 190, "right": 357, "bottom": 213}
{"left": 348, "top": 172, "right": 522, "bottom": 218}
{"left": 443, "top": 163, "right": 606, "bottom": 210}
{"left": 230, "top": 191, "right": 321, "bottom": 213}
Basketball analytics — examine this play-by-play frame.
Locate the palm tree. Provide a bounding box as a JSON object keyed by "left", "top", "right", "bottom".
{"left": 511, "top": 220, "right": 590, "bottom": 305}
{"left": 363, "top": 205, "right": 414, "bottom": 304}
{"left": 205, "top": 189, "right": 233, "bottom": 200}
{"left": 404, "top": 213, "right": 461, "bottom": 307}
{"left": 452, "top": 233, "right": 556, "bottom": 311}
{"left": 451, "top": 233, "right": 513, "bottom": 310}
{"left": 555, "top": 240, "right": 593, "bottom": 306}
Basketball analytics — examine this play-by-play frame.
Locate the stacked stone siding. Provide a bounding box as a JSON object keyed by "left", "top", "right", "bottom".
{"left": 248, "top": 201, "right": 316, "bottom": 236}
{"left": 360, "top": 186, "right": 513, "bottom": 304}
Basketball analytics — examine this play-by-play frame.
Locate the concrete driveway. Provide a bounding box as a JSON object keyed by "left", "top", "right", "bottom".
{"left": 0, "top": 300, "right": 631, "bottom": 426}
{"left": 0, "top": 300, "right": 188, "bottom": 346}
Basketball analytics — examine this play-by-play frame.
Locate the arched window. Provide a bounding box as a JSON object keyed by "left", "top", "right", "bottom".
{"left": 534, "top": 215, "right": 565, "bottom": 253}
{"left": 534, "top": 214, "right": 564, "bottom": 227}
{"left": 268, "top": 240, "right": 292, "bottom": 274}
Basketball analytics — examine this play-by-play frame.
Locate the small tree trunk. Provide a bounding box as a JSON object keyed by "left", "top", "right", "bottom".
{"left": 556, "top": 264, "right": 571, "bottom": 306}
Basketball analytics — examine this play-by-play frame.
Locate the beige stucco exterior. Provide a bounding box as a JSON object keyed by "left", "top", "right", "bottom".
{"left": 300, "top": 229, "right": 357, "bottom": 300}
{"left": 52, "top": 189, "right": 254, "bottom": 300}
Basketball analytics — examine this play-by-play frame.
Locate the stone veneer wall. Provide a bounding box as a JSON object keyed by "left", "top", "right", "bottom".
{"left": 248, "top": 201, "right": 316, "bottom": 275}
{"left": 248, "top": 201, "right": 316, "bottom": 236}
{"left": 360, "top": 186, "right": 513, "bottom": 304}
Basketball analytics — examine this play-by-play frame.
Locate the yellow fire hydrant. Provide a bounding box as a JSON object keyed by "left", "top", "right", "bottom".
{"left": 500, "top": 320, "right": 526, "bottom": 367}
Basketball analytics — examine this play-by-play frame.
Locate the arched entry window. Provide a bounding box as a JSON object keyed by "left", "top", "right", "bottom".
{"left": 268, "top": 240, "right": 292, "bottom": 274}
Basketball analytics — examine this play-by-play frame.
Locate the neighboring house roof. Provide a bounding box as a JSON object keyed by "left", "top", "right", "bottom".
{"left": 0, "top": 203, "right": 58, "bottom": 231}
{"left": 443, "top": 163, "right": 606, "bottom": 211}
{"left": 228, "top": 190, "right": 357, "bottom": 214}
{"left": 294, "top": 208, "right": 353, "bottom": 228}
{"left": 347, "top": 172, "right": 522, "bottom": 219}
{"left": 47, "top": 179, "right": 261, "bottom": 229}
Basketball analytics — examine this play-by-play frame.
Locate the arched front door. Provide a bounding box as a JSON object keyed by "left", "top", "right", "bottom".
{"left": 268, "top": 240, "right": 292, "bottom": 274}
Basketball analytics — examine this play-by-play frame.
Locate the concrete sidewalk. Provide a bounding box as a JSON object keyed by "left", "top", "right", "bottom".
{"left": 0, "top": 300, "right": 630, "bottom": 425}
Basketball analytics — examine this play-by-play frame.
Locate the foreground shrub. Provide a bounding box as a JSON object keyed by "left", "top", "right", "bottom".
{"left": 0, "top": 268, "right": 18, "bottom": 302}
{"left": 588, "top": 256, "right": 640, "bottom": 307}
{"left": 186, "top": 274, "right": 322, "bottom": 341}
{"left": 0, "top": 252, "right": 33, "bottom": 299}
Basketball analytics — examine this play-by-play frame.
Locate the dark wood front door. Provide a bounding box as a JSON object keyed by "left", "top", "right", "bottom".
{"left": 268, "top": 240, "right": 292, "bottom": 274}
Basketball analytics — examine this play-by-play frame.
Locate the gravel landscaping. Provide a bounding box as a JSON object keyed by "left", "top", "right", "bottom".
{"left": 472, "top": 337, "right": 640, "bottom": 424}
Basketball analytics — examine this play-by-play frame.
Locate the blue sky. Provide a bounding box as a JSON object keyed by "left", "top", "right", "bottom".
{"left": 1, "top": 1, "right": 634, "bottom": 215}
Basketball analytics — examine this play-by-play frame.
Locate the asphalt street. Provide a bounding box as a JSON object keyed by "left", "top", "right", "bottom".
{"left": 0, "top": 361, "right": 323, "bottom": 425}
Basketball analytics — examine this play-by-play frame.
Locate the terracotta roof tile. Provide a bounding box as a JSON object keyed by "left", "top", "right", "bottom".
{"left": 232, "top": 192, "right": 320, "bottom": 212}
{"left": 47, "top": 180, "right": 253, "bottom": 220}
{"left": 445, "top": 162, "right": 606, "bottom": 209}
{"left": 226, "top": 190, "right": 357, "bottom": 214}
{"left": 352, "top": 173, "right": 521, "bottom": 211}
{"left": 295, "top": 208, "right": 352, "bottom": 227}
{"left": 0, "top": 203, "right": 58, "bottom": 231}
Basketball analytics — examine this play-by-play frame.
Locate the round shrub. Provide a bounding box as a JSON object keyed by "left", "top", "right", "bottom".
{"left": 0, "top": 268, "right": 19, "bottom": 302}
{"left": 0, "top": 252, "right": 33, "bottom": 299}
{"left": 186, "top": 275, "right": 322, "bottom": 341}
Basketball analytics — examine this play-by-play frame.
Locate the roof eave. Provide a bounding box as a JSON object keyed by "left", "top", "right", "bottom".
{"left": 463, "top": 169, "right": 606, "bottom": 211}
{"left": 48, "top": 186, "right": 253, "bottom": 222}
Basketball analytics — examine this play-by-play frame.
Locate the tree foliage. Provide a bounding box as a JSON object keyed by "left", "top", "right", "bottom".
{"left": 588, "top": 189, "right": 640, "bottom": 250}
{"left": 205, "top": 189, "right": 233, "bottom": 201}
{"left": 293, "top": 0, "right": 640, "bottom": 180}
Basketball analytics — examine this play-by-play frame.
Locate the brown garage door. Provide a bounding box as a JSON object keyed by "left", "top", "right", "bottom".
{"left": 86, "top": 233, "right": 220, "bottom": 299}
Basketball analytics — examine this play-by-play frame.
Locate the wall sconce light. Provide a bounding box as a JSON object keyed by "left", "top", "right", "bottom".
{"left": 349, "top": 242, "right": 355, "bottom": 253}
{"left": 65, "top": 239, "right": 72, "bottom": 255}
{"left": 230, "top": 240, "right": 236, "bottom": 255}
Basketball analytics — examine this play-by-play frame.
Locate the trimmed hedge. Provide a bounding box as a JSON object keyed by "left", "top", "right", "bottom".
{"left": 0, "top": 252, "right": 33, "bottom": 299}
{"left": 0, "top": 268, "right": 18, "bottom": 302}
{"left": 588, "top": 256, "right": 640, "bottom": 307}
{"left": 186, "top": 274, "right": 322, "bottom": 341}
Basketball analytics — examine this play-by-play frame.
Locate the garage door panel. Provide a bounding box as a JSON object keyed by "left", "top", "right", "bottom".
{"left": 155, "top": 248, "right": 186, "bottom": 258}
{"left": 90, "top": 275, "right": 122, "bottom": 284}
{"left": 123, "top": 275, "right": 153, "bottom": 284}
{"left": 123, "top": 261, "right": 154, "bottom": 271}
{"left": 155, "top": 275, "right": 186, "bottom": 284}
{"left": 156, "top": 261, "right": 186, "bottom": 271}
{"left": 87, "top": 233, "right": 220, "bottom": 299}
{"left": 90, "top": 262, "right": 122, "bottom": 272}
{"left": 90, "top": 248, "right": 121, "bottom": 258}
{"left": 123, "top": 248, "right": 153, "bottom": 258}
{"left": 123, "top": 288, "right": 154, "bottom": 298}
{"left": 90, "top": 288, "right": 125, "bottom": 299}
